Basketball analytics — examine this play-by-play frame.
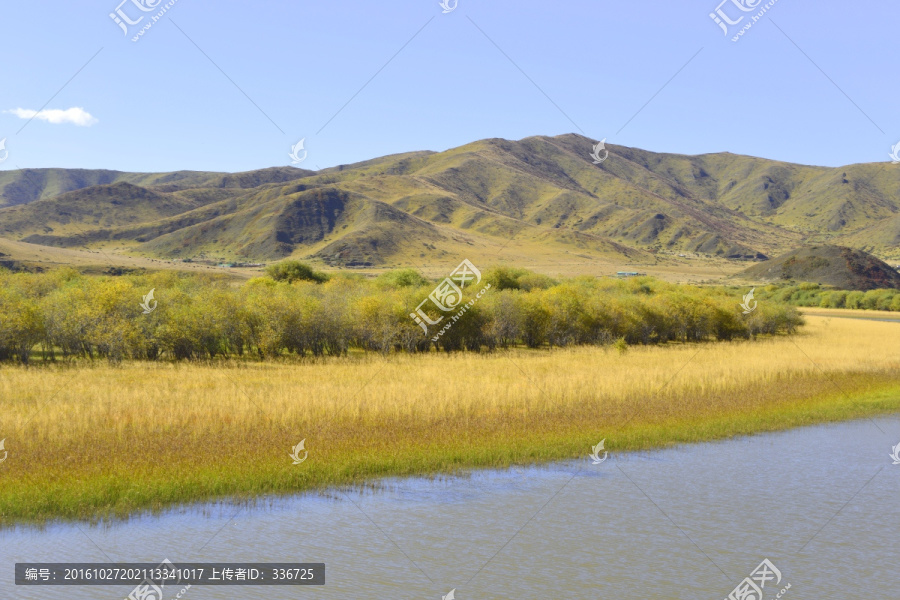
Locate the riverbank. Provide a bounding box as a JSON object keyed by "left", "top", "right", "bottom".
{"left": 1, "top": 315, "right": 898, "bottom": 525}
{"left": 799, "top": 306, "right": 900, "bottom": 321}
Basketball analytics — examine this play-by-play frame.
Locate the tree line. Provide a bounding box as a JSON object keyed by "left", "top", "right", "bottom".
{"left": 755, "top": 282, "right": 900, "bottom": 311}
{"left": 0, "top": 264, "right": 803, "bottom": 363}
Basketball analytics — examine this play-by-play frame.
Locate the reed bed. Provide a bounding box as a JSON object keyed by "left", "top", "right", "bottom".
{"left": 1, "top": 316, "right": 898, "bottom": 524}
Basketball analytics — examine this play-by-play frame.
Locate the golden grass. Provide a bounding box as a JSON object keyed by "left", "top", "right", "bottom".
{"left": 1, "top": 316, "right": 899, "bottom": 524}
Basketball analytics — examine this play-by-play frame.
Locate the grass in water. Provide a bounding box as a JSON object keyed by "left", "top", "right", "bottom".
{"left": 1, "top": 315, "right": 898, "bottom": 525}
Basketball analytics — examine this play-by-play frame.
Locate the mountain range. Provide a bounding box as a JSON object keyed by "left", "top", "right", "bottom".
{"left": 1, "top": 134, "right": 898, "bottom": 271}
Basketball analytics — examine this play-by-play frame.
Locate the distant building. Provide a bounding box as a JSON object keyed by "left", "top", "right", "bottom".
{"left": 616, "top": 271, "right": 646, "bottom": 277}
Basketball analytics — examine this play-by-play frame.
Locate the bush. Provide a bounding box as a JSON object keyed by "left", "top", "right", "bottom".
{"left": 845, "top": 291, "right": 865, "bottom": 309}
{"left": 0, "top": 267, "right": 805, "bottom": 362}
{"left": 484, "top": 266, "right": 526, "bottom": 291}
{"left": 375, "top": 268, "right": 429, "bottom": 288}
{"left": 752, "top": 283, "right": 900, "bottom": 312}
{"left": 265, "top": 261, "right": 328, "bottom": 284}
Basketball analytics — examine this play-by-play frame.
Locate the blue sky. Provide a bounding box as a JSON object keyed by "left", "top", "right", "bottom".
{"left": 0, "top": 0, "right": 897, "bottom": 173}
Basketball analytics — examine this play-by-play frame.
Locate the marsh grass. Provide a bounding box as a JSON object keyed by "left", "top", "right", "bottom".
{"left": 1, "top": 316, "right": 898, "bottom": 524}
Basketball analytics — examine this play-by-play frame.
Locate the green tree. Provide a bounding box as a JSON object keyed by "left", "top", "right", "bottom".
{"left": 265, "top": 261, "right": 328, "bottom": 284}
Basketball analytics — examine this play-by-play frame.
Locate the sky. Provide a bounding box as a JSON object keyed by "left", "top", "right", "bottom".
{"left": 0, "top": 0, "right": 898, "bottom": 173}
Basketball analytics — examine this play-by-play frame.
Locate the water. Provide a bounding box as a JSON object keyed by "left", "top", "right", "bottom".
{"left": 819, "top": 314, "right": 900, "bottom": 323}
{"left": 4, "top": 417, "right": 900, "bottom": 599}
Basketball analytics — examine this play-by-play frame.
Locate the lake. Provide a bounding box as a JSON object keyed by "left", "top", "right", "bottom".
{"left": 4, "top": 416, "right": 899, "bottom": 599}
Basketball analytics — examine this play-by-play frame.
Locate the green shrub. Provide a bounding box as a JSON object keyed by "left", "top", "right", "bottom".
{"left": 483, "top": 266, "right": 527, "bottom": 290}
{"left": 375, "top": 268, "right": 429, "bottom": 288}
{"left": 845, "top": 291, "right": 865, "bottom": 309}
{"left": 265, "top": 261, "right": 328, "bottom": 284}
{"left": 0, "top": 267, "right": 805, "bottom": 362}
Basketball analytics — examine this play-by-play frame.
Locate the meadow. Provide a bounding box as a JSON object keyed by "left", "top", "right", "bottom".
{"left": 1, "top": 315, "right": 898, "bottom": 524}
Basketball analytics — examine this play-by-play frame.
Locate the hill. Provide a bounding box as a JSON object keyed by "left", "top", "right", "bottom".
{"left": 1, "top": 134, "right": 899, "bottom": 273}
{"left": 0, "top": 166, "right": 314, "bottom": 208}
{"left": 735, "top": 245, "right": 900, "bottom": 290}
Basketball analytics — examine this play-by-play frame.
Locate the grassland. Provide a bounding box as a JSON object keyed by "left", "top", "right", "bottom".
{"left": 0, "top": 233, "right": 746, "bottom": 284}
{"left": 1, "top": 315, "right": 898, "bottom": 525}
{"left": 0, "top": 236, "right": 259, "bottom": 278}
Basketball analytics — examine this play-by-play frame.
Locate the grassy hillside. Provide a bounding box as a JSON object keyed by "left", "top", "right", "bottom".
{"left": 1, "top": 134, "right": 899, "bottom": 268}
{"left": 735, "top": 245, "right": 900, "bottom": 290}
{"left": 0, "top": 166, "right": 313, "bottom": 208}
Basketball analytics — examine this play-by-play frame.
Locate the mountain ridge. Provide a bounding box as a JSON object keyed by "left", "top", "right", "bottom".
{"left": 1, "top": 134, "right": 898, "bottom": 267}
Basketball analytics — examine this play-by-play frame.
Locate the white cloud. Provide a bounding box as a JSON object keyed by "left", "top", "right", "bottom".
{"left": 4, "top": 107, "right": 98, "bottom": 126}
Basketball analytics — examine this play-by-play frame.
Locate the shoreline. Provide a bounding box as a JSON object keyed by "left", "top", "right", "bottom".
{"left": 4, "top": 377, "right": 899, "bottom": 527}
{"left": 2, "top": 316, "right": 898, "bottom": 525}
{"left": 6, "top": 402, "right": 899, "bottom": 532}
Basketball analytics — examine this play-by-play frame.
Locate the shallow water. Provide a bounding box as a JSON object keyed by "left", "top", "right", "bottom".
{"left": 4, "top": 416, "right": 900, "bottom": 599}
{"left": 805, "top": 312, "right": 900, "bottom": 323}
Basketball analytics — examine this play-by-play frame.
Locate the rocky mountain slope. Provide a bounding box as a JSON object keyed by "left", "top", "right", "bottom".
{"left": 1, "top": 134, "right": 898, "bottom": 267}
